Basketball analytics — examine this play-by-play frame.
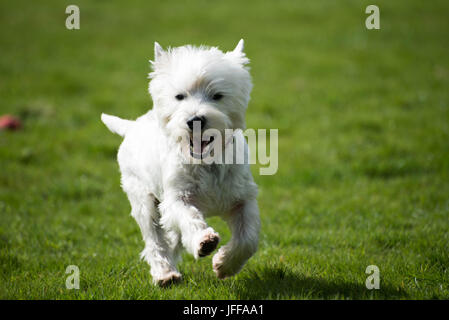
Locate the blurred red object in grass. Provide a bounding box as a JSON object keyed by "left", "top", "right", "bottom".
{"left": 0, "top": 115, "right": 21, "bottom": 130}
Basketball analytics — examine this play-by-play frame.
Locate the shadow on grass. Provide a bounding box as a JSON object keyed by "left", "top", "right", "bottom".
{"left": 236, "top": 265, "right": 407, "bottom": 299}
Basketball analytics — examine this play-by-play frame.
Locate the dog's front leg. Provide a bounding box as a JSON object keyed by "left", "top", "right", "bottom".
{"left": 123, "top": 179, "right": 181, "bottom": 286}
{"left": 213, "top": 199, "right": 260, "bottom": 278}
{"left": 160, "top": 199, "right": 220, "bottom": 259}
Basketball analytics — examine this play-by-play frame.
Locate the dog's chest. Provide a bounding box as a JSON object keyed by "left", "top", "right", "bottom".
{"left": 184, "top": 165, "right": 241, "bottom": 215}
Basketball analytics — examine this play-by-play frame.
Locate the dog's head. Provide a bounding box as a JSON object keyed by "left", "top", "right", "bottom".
{"left": 148, "top": 40, "right": 252, "bottom": 160}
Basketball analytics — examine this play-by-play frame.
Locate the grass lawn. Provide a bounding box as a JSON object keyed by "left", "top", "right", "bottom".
{"left": 1, "top": 0, "right": 448, "bottom": 299}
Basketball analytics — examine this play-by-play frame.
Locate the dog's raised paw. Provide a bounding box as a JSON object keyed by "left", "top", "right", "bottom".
{"left": 156, "top": 272, "right": 182, "bottom": 287}
{"left": 198, "top": 232, "right": 220, "bottom": 257}
{"left": 212, "top": 251, "right": 228, "bottom": 279}
{"left": 212, "top": 249, "right": 244, "bottom": 279}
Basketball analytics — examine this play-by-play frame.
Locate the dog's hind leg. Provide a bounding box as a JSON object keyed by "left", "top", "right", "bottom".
{"left": 123, "top": 178, "right": 181, "bottom": 286}
{"left": 212, "top": 199, "right": 260, "bottom": 278}
{"left": 160, "top": 198, "right": 220, "bottom": 260}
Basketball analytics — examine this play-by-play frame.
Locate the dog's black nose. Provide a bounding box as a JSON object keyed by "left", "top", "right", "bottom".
{"left": 187, "top": 116, "right": 206, "bottom": 131}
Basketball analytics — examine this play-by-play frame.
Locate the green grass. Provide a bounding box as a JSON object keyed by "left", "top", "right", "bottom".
{"left": 1, "top": 0, "right": 449, "bottom": 299}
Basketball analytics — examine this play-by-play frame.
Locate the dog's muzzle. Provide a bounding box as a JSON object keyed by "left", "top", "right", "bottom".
{"left": 187, "top": 116, "right": 215, "bottom": 159}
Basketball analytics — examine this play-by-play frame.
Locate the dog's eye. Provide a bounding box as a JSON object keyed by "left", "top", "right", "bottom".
{"left": 175, "top": 94, "right": 185, "bottom": 101}
{"left": 212, "top": 93, "right": 223, "bottom": 101}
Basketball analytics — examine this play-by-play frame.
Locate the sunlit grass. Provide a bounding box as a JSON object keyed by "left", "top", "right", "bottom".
{"left": 0, "top": 0, "right": 448, "bottom": 299}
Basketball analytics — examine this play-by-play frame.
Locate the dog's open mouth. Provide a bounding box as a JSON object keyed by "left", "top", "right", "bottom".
{"left": 190, "top": 135, "right": 215, "bottom": 159}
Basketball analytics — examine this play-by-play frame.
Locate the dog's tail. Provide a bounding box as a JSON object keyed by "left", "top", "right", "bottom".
{"left": 101, "top": 113, "right": 133, "bottom": 137}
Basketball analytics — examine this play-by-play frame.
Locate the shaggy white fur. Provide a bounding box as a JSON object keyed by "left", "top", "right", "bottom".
{"left": 101, "top": 40, "right": 260, "bottom": 286}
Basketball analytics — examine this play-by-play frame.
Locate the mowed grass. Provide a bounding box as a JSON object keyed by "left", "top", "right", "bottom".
{"left": 1, "top": 0, "right": 448, "bottom": 299}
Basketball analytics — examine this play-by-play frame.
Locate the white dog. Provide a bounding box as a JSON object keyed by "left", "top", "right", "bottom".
{"left": 101, "top": 40, "right": 260, "bottom": 286}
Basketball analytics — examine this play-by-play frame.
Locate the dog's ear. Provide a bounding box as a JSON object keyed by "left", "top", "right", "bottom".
{"left": 225, "top": 39, "right": 249, "bottom": 66}
{"left": 154, "top": 42, "right": 164, "bottom": 62}
{"left": 233, "top": 39, "right": 245, "bottom": 55}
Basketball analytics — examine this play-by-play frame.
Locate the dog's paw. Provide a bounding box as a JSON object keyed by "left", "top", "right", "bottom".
{"left": 155, "top": 271, "right": 182, "bottom": 287}
{"left": 212, "top": 249, "right": 241, "bottom": 279}
{"left": 198, "top": 229, "right": 220, "bottom": 258}
{"left": 212, "top": 246, "right": 247, "bottom": 279}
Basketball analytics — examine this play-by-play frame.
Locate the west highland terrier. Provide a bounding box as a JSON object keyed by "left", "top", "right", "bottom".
{"left": 101, "top": 40, "right": 260, "bottom": 286}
